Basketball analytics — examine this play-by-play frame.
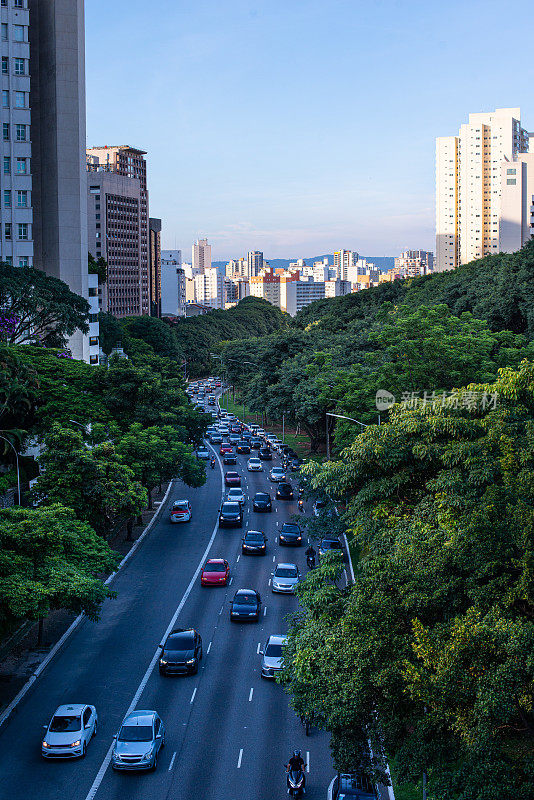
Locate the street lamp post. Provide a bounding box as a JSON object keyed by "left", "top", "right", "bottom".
{"left": 0, "top": 435, "right": 21, "bottom": 506}
{"left": 325, "top": 412, "right": 369, "bottom": 461}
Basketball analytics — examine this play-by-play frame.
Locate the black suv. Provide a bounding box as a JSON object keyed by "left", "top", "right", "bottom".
{"left": 259, "top": 447, "right": 273, "bottom": 460}
{"left": 331, "top": 773, "right": 378, "bottom": 800}
{"left": 241, "top": 530, "right": 267, "bottom": 555}
{"left": 278, "top": 522, "right": 303, "bottom": 546}
{"left": 158, "top": 628, "right": 203, "bottom": 676}
{"left": 252, "top": 492, "right": 272, "bottom": 512}
{"left": 219, "top": 502, "right": 243, "bottom": 527}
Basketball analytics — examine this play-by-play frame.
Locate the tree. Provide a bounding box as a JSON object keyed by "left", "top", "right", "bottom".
{"left": 0, "top": 503, "right": 119, "bottom": 641}
{"left": 283, "top": 361, "right": 534, "bottom": 799}
{"left": 0, "top": 262, "right": 89, "bottom": 346}
{"left": 88, "top": 252, "right": 108, "bottom": 284}
{"left": 116, "top": 423, "right": 205, "bottom": 509}
{"left": 34, "top": 424, "right": 147, "bottom": 538}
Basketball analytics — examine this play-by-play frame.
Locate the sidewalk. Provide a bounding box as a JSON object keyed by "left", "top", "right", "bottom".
{"left": 0, "top": 482, "right": 171, "bottom": 716}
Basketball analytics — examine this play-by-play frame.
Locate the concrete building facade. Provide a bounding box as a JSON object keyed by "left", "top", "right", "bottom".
{"left": 280, "top": 278, "right": 325, "bottom": 316}
{"left": 436, "top": 108, "right": 530, "bottom": 271}
{"left": 250, "top": 268, "right": 280, "bottom": 306}
{"left": 333, "top": 249, "right": 358, "bottom": 281}
{"left": 148, "top": 217, "right": 161, "bottom": 317}
{"left": 499, "top": 153, "right": 534, "bottom": 253}
{"left": 247, "top": 250, "right": 263, "bottom": 278}
{"left": 192, "top": 238, "right": 210, "bottom": 273}
{"left": 394, "top": 250, "right": 434, "bottom": 276}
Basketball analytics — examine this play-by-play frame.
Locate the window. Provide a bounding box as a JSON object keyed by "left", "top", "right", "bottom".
{"left": 507, "top": 179, "right": 517, "bottom": 185}
{"left": 14, "top": 0, "right": 24, "bottom": 7}
{"left": 13, "top": 25, "right": 24, "bottom": 42}
{"left": 90, "top": 355, "right": 99, "bottom": 365}
{"left": 2, "top": 90, "right": 8, "bottom": 108}
{"left": 507, "top": 168, "right": 517, "bottom": 175}
{"left": 18, "top": 256, "right": 29, "bottom": 267}
{"left": 2, "top": 124, "right": 8, "bottom": 141}
{"left": 3, "top": 157, "right": 9, "bottom": 174}
{"left": 14, "top": 91, "right": 25, "bottom": 108}
{"left": 0, "top": 1, "right": 6, "bottom": 7}
{"left": 1, "top": 24, "right": 7, "bottom": 40}
{"left": 5, "top": 256, "right": 12, "bottom": 265}
{"left": 89, "top": 313, "right": 98, "bottom": 323}
{"left": 17, "top": 222, "right": 28, "bottom": 240}
{"left": 4, "top": 190, "right": 11, "bottom": 207}
{"left": 88, "top": 287, "right": 98, "bottom": 297}
{"left": 16, "top": 157, "right": 26, "bottom": 174}
{"left": 16, "top": 190, "right": 27, "bottom": 207}
{"left": 89, "top": 336, "right": 99, "bottom": 346}
{"left": 14, "top": 58, "right": 25, "bottom": 75}
{"left": 4, "top": 223, "right": 11, "bottom": 240}
{"left": 15, "top": 124, "right": 26, "bottom": 141}
{"left": 2, "top": 57, "right": 8, "bottom": 75}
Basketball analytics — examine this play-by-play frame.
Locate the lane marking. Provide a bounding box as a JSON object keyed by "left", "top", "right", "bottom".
{"left": 257, "top": 642, "right": 261, "bottom": 654}
{"left": 229, "top": 577, "right": 233, "bottom": 585}
{"left": 168, "top": 751, "right": 176, "bottom": 771}
{"left": 190, "top": 688, "right": 197, "bottom": 704}
{"left": 248, "top": 687, "right": 254, "bottom": 701}
{"left": 207, "top": 641, "right": 212, "bottom": 654}
{"left": 307, "top": 751, "right": 310, "bottom": 772}
{"left": 268, "top": 578, "right": 271, "bottom": 586}
{"left": 236, "top": 554, "right": 240, "bottom": 562}
{"left": 237, "top": 748, "right": 243, "bottom": 768}
{"left": 219, "top": 604, "right": 224, "bottom": 615}
{"left": 263, "top": 606, "right": 267, "bottom": 616}
{"left": 273, "top": 555, "right": 276, "bottom": 562}
{"left": 82, "top": 468, "right": 224, "bottom": 800}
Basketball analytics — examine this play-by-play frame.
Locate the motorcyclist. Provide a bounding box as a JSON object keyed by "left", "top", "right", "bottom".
{"left": 210, "top": 456, "right": 216, "bottom": 469}
{"left": 288, "top": 750, "right": 305, "bottom": 772}
{"left": 305, "top": 545, "right": 316, "bottom": 567}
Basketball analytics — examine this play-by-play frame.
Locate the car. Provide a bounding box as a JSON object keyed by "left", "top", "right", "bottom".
{"left": 272, "top": 562, "right": 300, "bottom": 593}
{"left": 236, "top": 441, "right": 251, "bottom": 454}
{"left": 313, "top": 499, "right": 328, "bottom": 517}
{"left": 208, "top": 396, "right": 215, "bottom": 405}
{"left": 210, "top": 434, "right": 223, "bottom": 445}
{"left": 218, "top": 425, "right": 230, "bottom": 436}
{"left": 290, "top": 459, "right": 301, "bottom": 472}
{"left": 230, "top": 425, "right": 241, "bottom": 435}
{"left": 223, "top": 452, "right": 237, "bottom": 465}
{"left": 330, "top": 773, "right": 378, "bottom": 800}
{"left": 159, "top": 628, "right": 203, "bottom": 676}
{"left": 258, "top": 447, "right": 272, "bottom": 460}
{"left": 219, "top": 501, "right": 243, "bottom": 527}
{"left": 196, "top": 447, "right": 210, "bottom": 459}
{"left": 247, "top": 457, "right": 263, "bottom": 472}
{"left": 242, "top": 530, "right": 267, "bottom": 554}
{"left": 227, "top": 487, "right": 245, "bottom": 506}
{"left": 241, "top": 429, "right": 252, "bottom": 439}
{"left": 224, "top": 471, "right": 241, "bottom": 487}
{"left": 276, "top": 482, "right": 294, "bottom": 500}
{"left": 256, "top": 428, "right": 265, "bottom": 437}
{"left": 111, "top": 710, "right": 165, "bottom": 771}
{"left": 170, "top": 499, "right": 192, "bottom": 523}
{"left": 250, "top": 438, "right": 262, "bottom": 449}
{"left": 42, "top": 704, "right": 97, "bottom": 759}
{"left": 201, "top": 558, "right": 230, "bottom": 586}
{"left": 260, "top": 634, "right": 287, "bottom": 679}
{"left": 319, "top": 537, "right": 343, "bottom": 558}
{"left": 278, "top": 522, "right": 303, "bottom": 546}
{"left": 270, "top": 467, "right": 286, "bottom": 482}
{"left": 249, "top": 424, "right": 259, "bottom": 434}
{"left": 229, "top": 434, "right": 240, "bottom": 445}
{"left": 230, "top": 588, "right": 261, "bottom": 621}
{"left": 220, "top": 444, "right": 233, "bottom": 455}
{"left": 252, "top": 491, "right": 272, "bottom": 512}
{"left": 270, "top": 439, "right": 283, "bottom": 451}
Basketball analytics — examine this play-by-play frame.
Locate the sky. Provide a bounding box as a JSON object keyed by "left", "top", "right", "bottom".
{"left": 86, "top": 0, "right": 534, "bottom": 262}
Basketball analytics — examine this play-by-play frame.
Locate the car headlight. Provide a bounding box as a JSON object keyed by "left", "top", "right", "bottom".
{"left": 142, "top": 748, "right": 154, "bottom": 762}
{"left": 42, "top": 741, "right": 49, "bottom": 748}
{"left": 186, "top": 658, "right": 196, "bottom": 665}
{"left": 159, "top": 659, "right": 168, "bottom": 665}
{"left": 71, "top": 740, "right": 81, "bottom": 748}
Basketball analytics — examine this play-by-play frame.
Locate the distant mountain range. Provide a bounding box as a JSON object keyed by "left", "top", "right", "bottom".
{"left": 212, "top": 255, "right": 395, "bottom": 274}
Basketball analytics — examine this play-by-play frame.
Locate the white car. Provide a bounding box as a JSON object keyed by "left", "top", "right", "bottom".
{"left": 227, "top": 487, "right": 245, "bottom": 506}
{"left": 42, "top": 703, "right": 97, "bottom": 759}
{"left": 218, "top": 426, "right": 230, "bottom": 436}
{"left": 260, "top": 634, "right": 287, "bottom": 679}
{"left": 247, "top": 458, "right": 263, "bottom": 472}
{"left": 270, "top": 439, "right": 283, "bottom": 451}
{"left": 256, "top": 428, "right": 265, "bottom": 437}
{"left": 170, "top": 499, "right": 192, "bottom": 523}
{"left": 197, "top": 447, "right": 210, "bottom": 459}
{"left": 270, "top": 467, "right": 286, "bottom": 482}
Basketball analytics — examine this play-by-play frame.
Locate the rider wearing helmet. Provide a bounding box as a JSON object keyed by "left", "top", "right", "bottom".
{"left": 287, "top": 750, "right": 305, "bottom": 773}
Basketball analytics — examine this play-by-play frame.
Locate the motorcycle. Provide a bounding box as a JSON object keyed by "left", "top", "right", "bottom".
{"left": 210, "top": 459, "right": 216, "bottom": 470}
{"left": 306, "top": 553, "right": 316, "bottom": 569}
{"left": 285, "top": 765, "right": 306, "bottom": 796}
{"left": 298, "top": 499, "right": 304, "bottom": 513}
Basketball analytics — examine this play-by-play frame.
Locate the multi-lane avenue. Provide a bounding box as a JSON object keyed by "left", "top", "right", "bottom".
{"left": 0, "top": 391, "right": 335, "bottom": 800}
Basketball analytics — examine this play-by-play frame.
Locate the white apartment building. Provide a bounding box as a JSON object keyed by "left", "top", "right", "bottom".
{"left": 325, "top": 279, "right": 351, "bottom": 298}
{"left": 436, "top": 107, "right": 530, "bottom": 271}
{"left": 280, "top": 280, "right": 325, "bottom": 316}
{"left": 87, "top": 273, "right": 100, "bottom": 364}
{"left": 333, "top": 250, "right": 358, "bottom": 281}
{"left": 194, "top": 266, "right": 222, "bottom": 309}
{"left": 394, "top": 250, "right": 434, "bottom": 277}
{"left": 247, "top": 250, "right": 263, "bottom": 278}
{"left": 192, "top": 238, "right": 211, "bottom": 273}
{"left": 499, "top": 153, "right": 534, "bottom": 253}
{"left": 160, "top": 251, "right": 186, "bottom": 317}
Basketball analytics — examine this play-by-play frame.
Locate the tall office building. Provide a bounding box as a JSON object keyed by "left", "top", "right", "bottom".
{"left": 247, "top": 250, "right": 263, "bottom": 278}
{"left": 333, "top": 249, "right": 358, "bottom": 281}
{"left": 161, "top": 249, "right": 185, "bottom": 317}
{"left": 0, "top": 0, "right": 94, "bottom": 360}
{"left": 192, "top": 237, "right": 211, "bottom": 273}
{"left": 148, "top": 217, "right": 161, "bottom": 317}
{"left": 436, "top": 107, "right": 530, "bottom": 272}
{"left": 86, "top": 146, "right": 149, "bottom": 317}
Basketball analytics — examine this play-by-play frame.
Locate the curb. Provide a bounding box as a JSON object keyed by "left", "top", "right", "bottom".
{"left": 0, "top": 479, "right": 174, "bottom": 731}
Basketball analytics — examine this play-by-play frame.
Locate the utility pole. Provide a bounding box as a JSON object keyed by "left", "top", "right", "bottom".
{"left": 326, "top": 414, "right": 330, "bottom": 460}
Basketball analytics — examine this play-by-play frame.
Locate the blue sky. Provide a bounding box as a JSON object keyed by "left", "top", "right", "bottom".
{"left": 86, "top": 0, "right": 534, "bottom": 261}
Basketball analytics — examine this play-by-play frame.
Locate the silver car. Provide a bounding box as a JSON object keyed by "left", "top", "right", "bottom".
{"left": 247, "top": 457, "right": 263, "bottom": 472}
{"left": 42, "top": 703, "right": 97, "bottom": 759}
{"left": 272, "top": 563, "right": 300, "bottom": 594}
{"left": 269, "top": 467, "right": 286, "bottom": 482}
{"left": 227, "top": 487, "right": 245, "bottom": 506}
{"left": 260, "top": 634, "right": 287, "bottom": 679}
{"left": 112, "top": 710, "right": 165, "bottom": 771}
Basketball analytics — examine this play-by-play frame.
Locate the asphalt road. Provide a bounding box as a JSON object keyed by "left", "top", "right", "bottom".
{"left": 0, "top": 413, "right": 335, "bottom": 799}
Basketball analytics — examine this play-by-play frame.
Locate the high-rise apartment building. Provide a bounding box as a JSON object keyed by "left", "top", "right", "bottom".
{"left": 148, "top": 217, "right": 161, "bottom": 317}
{"left": 161, "top": 250, "right": 185, "bottom": 317}
{"left": 499, "top": 153, "right": 534, "bottom": 253}
{"left": 333, "top": 249, "right": 358, "bottom": 281}
{"left": 247, "top": 250, "right": 263, "bottom": 278}
{"left": 281, "top": 278, "right": 325, "bottom": 317}
{"left": 394, "top": 250, "right": 434, "bottom": 277}
{"left": 436, "top": 108, "right": 530, "bottom": 271}
{"left": 192, "top": 238, "right": 211, "bottom": 273}
{"left": 87, "top": 145, "right": 149, "bottom": 315}
{"left": 194, "top": 266, "right": 222, "bottom": 309}
{"left": 250, "top": 268, "right": 280, "bottom": 306}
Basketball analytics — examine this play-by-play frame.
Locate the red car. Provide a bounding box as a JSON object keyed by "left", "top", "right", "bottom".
{"left": 215, "top": 381, "right": 221, "bottom": 387}
{"left": 201, "top": 558, "right": 230, "bottom": 586}
{"left": 224, "top": 471, "right": 241, "bottom": 487}
{"left": 220, "top": 444, "right": 233, "bottom": 455}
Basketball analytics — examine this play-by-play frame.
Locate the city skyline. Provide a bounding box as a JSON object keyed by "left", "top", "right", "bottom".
{"left": 85, "top": 0, "right": 534, "bottom": 260}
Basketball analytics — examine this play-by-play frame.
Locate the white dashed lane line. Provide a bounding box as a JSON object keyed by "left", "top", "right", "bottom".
{"left": 207, "top": 641, "right": 212, "bottom": 654}
{"left": 263, "top": 606, "right": 267, "bottom": 617}
{"left": 237, "top": 748, "right": 243, "bottom": 768}
{"left": 257, "top": 642, "right": 261, "bottom": 654}
{"left": 190, "top": 688, "right": 197, "bottom": 704}
{"left": 168, "top": 751, "right": 176, "bottom": 771}
{"left": 248, "top": 687, "right": 254, "bottom": 702}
